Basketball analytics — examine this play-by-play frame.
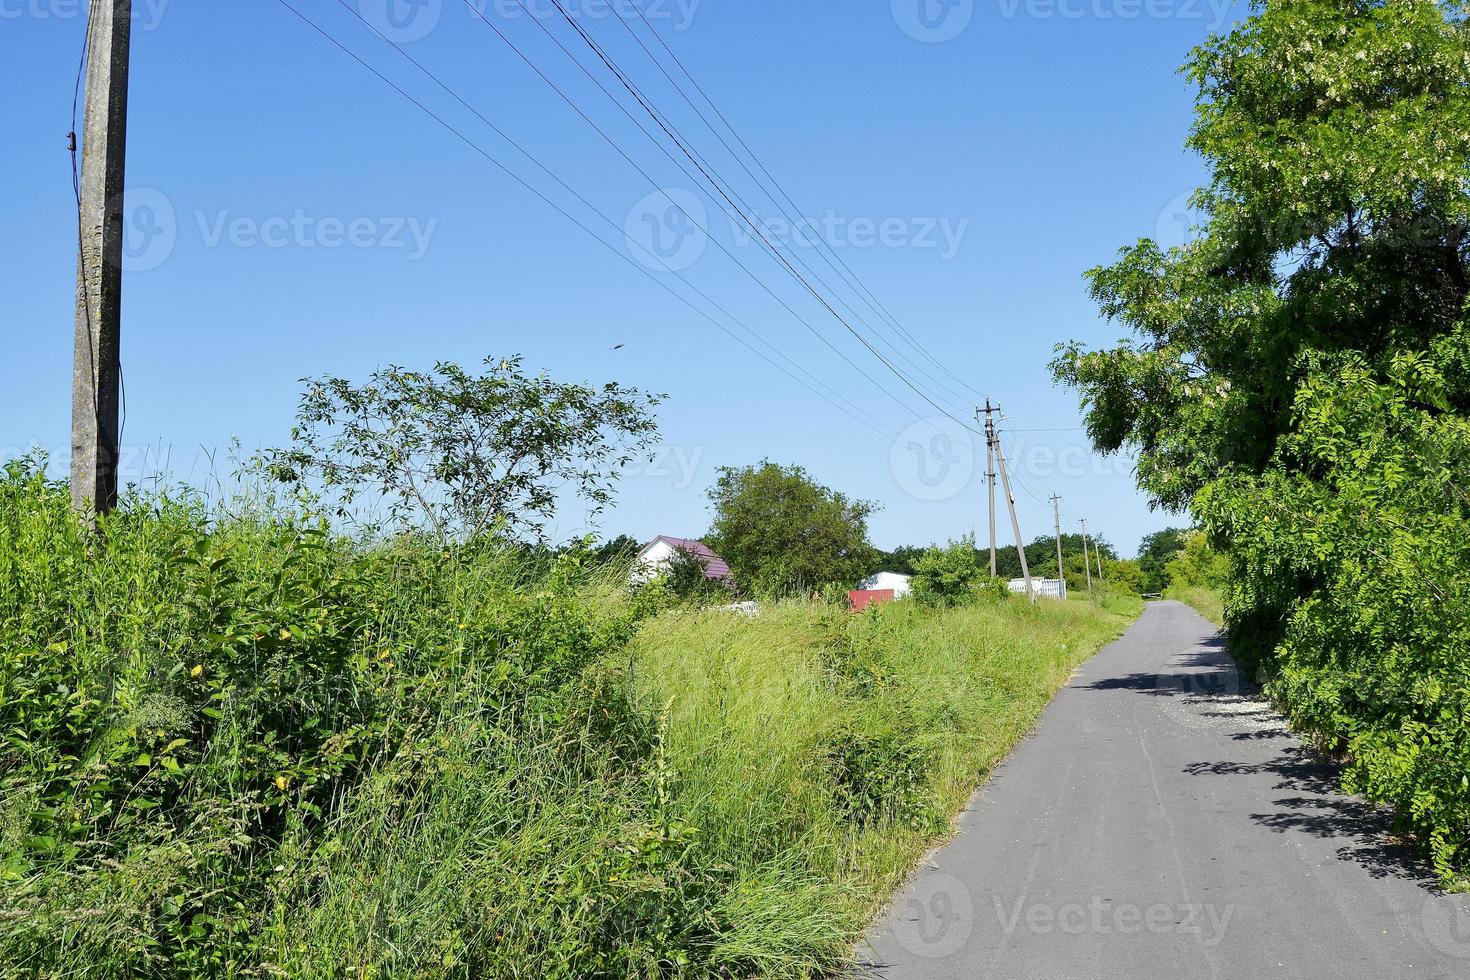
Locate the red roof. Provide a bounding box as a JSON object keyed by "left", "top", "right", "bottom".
{"left": 649, "top": 535, "right": 735, "bottom": 584}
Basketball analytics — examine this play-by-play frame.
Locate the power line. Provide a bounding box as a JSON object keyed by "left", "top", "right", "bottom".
{"left": 572, "top": 1, "right": 980, "bottom": 412}
{"left": 451, "top": 0, "right": 951, "bottom": 430}
{"left": 1009, "top": 465, "right": 1052, "bottom": 507}
{"left": 274, "top": 0, "right": 909, "bottom": 448}
{"left": 489, "top": 0, "right": 981, "bottom": 432}
{"left": 991, "top": 411, "right": 1053, "bottom": 506}
{"left": 325, "top": 0, "right": 897, "bottom": 441}
{"left": 539, "top": 0, "right": 979, "bottom": 430}
{"left": 622, "top": 0, "right": 988, "bottom": 404}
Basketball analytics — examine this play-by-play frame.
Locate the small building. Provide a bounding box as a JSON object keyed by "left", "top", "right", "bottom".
{"left": 849, "top": 589, "right": 896, "bottom": 612}
{"left": 630, "top": 535, "right": 735, "bottom": 588}
{"left": 858, "top": 571, "right": 913, "bottom": 598}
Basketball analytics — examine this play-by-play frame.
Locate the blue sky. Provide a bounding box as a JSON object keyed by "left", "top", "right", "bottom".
{"left": 3, "top": 0, "right": 1246, "bottom": 556}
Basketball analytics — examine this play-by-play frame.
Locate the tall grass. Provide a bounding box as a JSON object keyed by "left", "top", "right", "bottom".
{"left": 1, "top": 460, "right": 1139, "bottom": 977}
{"left": 624, "top": 594, "right": 1141, "bottom": 971}
{"left": 1165, "top": 585, "right": 1224, "bottom": 625}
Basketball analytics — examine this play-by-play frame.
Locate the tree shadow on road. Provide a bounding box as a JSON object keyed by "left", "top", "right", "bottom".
{"left": 1081, "top": 636, "right": 1245, "bottom": 701}
{"left": 1182, "top": 747, "right": 1433, "bottom": 887}
{"left": 1082, "top": 635, "right": 1435, "bottom": 888}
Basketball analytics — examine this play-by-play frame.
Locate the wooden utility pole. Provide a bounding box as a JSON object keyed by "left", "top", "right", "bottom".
{"left": 72, "top": 0, "right": 132, "bottom": 518}
{"left": 992, "top": 420, "right": 1033, "bottom": 601}
{"left": 1050, "top": 494, "right": 1066, "bottom": 599}
{"left": 979, "top": 402, "right": 997, "bottom": 578}
{"left": 1079, "top": 518, "right": 1093, "bottom": 595}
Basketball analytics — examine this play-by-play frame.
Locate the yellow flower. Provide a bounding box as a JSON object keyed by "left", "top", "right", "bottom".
{"left": 274, "top": 775, "right": 290, "bottom": 792}
{"left": 279, "top": 628, "right": 292, "bottom": 641}
{"left": 190, "top": 664, "right": 204, "bottom": 677}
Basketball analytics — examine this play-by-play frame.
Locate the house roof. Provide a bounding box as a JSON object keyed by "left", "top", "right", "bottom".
{"left": 644, "top": 535, "right": 735, "bottom": 584}
{"left": 859, "top": 571, "right": 912, "bottom": 590}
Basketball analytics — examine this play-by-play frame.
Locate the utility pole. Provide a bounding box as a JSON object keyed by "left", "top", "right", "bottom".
{"left": 72, "top": 0, "right": 132, "bottom": 518}
{"left": 979, "top": 402, "right": 997, "bottom": 578}
{"left": 1079, "top": 518, "right": 1093, "bottom": 596}
{"left": 1095, "top": 536, "right": 1106, "bottom": 586}
{"left": 1050, "top": 494, "right": 1066, "bottom": 600}
{"left": 992, "top": 418, "right": 1033, "bottom": 601}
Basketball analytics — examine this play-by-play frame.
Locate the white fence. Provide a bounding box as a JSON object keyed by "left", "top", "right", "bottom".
{"left": 1008, "top": 578, "right": 1066, "bottom": 599}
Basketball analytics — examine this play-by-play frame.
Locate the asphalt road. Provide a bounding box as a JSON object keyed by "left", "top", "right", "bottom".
{"left": 859, "top": 600, "right": 1470, "bottom": 979}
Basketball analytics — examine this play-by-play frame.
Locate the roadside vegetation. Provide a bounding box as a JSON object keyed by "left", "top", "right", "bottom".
{"left": 1161, "top": 532, "right": 1228, "bottom": 626}
{"left": 1056, "top": 0, "right": 1470, "bottom": 887}
{"left": 0, "top": 460, "right": 1137, "bottom": 977}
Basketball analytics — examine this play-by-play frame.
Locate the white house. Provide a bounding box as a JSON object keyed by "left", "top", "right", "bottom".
{"left": 858, "top": 571, "right": 913, "bottom": 598}
{"left": 630, "top": 535, "right": 735, "bottom": 587}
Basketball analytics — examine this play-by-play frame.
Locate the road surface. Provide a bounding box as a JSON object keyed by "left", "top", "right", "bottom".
{"left": 859, "top": 601, "right": 1470, "bottom": 979}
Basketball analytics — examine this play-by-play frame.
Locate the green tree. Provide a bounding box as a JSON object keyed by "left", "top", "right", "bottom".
{"left": 1053, "top": 0, "right": 1470, "bottom": 884}
{"left": 588, "top": 533, "right": 641, "bottom": 569}
{"left": 1136, "top": 528, "right": 1188, "bottom": 594}
{"left": 262, "top": 357, "right": 662, "bottom": 543}
{"left": 662, "top": 544, "right": 734, "bottom": 603}
{"left": 1104, "top": 558, "right": 1146, "bottom": 597}
{"left": 706, "top": 461, "right": 877, "bottom": 596}
{"left": 869, "top": 544, "right": 927, "bottom": 577}
{"left": 993, "top": 533, "right": 1114, "bottom": 581}
{"left": 1165, "top": 531, "right": 1227, "bottom": 592}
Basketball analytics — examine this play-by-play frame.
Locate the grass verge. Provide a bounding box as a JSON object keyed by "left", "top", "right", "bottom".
{"left": 1165, "top": 585, "right": 1224, "bottom": 625}
{"left": 0, "top": 462, "right": 1140, "bottom": 977}
{"left": 622, "top": 592, "right": 1142, "bottom": 973}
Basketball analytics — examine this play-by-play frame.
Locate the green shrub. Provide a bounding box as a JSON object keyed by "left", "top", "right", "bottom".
{"left": 975, "top": 575, "right": 1011, "bottom": 605}
{"left": 1200, "top": 354, "right": 1470, "bottom": 887}
{"left": 1165, "top": 532, "right": 1228, "bottom": 593}
{"left": 910, "top": 535, "right": 988, "bottom": 607}
{"left": 0, "top": 460, "right": 669, "bottom": 974}
{"left": 662, "top": 545, "right": 735, "bottom": 604}
{"left": 830, "top": 714, "right": 937, "bottom": 832}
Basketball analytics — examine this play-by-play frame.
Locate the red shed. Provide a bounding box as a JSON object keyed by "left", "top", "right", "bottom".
{"left": 849, "top": 588, "right": 896, "bottom": 612}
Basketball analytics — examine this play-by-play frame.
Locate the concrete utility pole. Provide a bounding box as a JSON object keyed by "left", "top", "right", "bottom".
{"left": 979, "top": 402, "right": 998, "bottom": 578}
{"left": 1079, "top": 518, "right": 1093, "bottom": 595}
{"left": 1050, "top": 494, "right": 1066, "bottom": 599}
{"left": 72, "top": 0, "right": 132, "bottom": 518}
{"left": 992, "top": 419, "right": 1033, "bottom": 601}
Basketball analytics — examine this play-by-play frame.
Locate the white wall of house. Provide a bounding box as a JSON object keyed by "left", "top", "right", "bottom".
{"left": 859, "top": 571, "right": 913, "bottom": 597}
{"left": 630, "top": 539, "right": 679, "bottom": 585}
